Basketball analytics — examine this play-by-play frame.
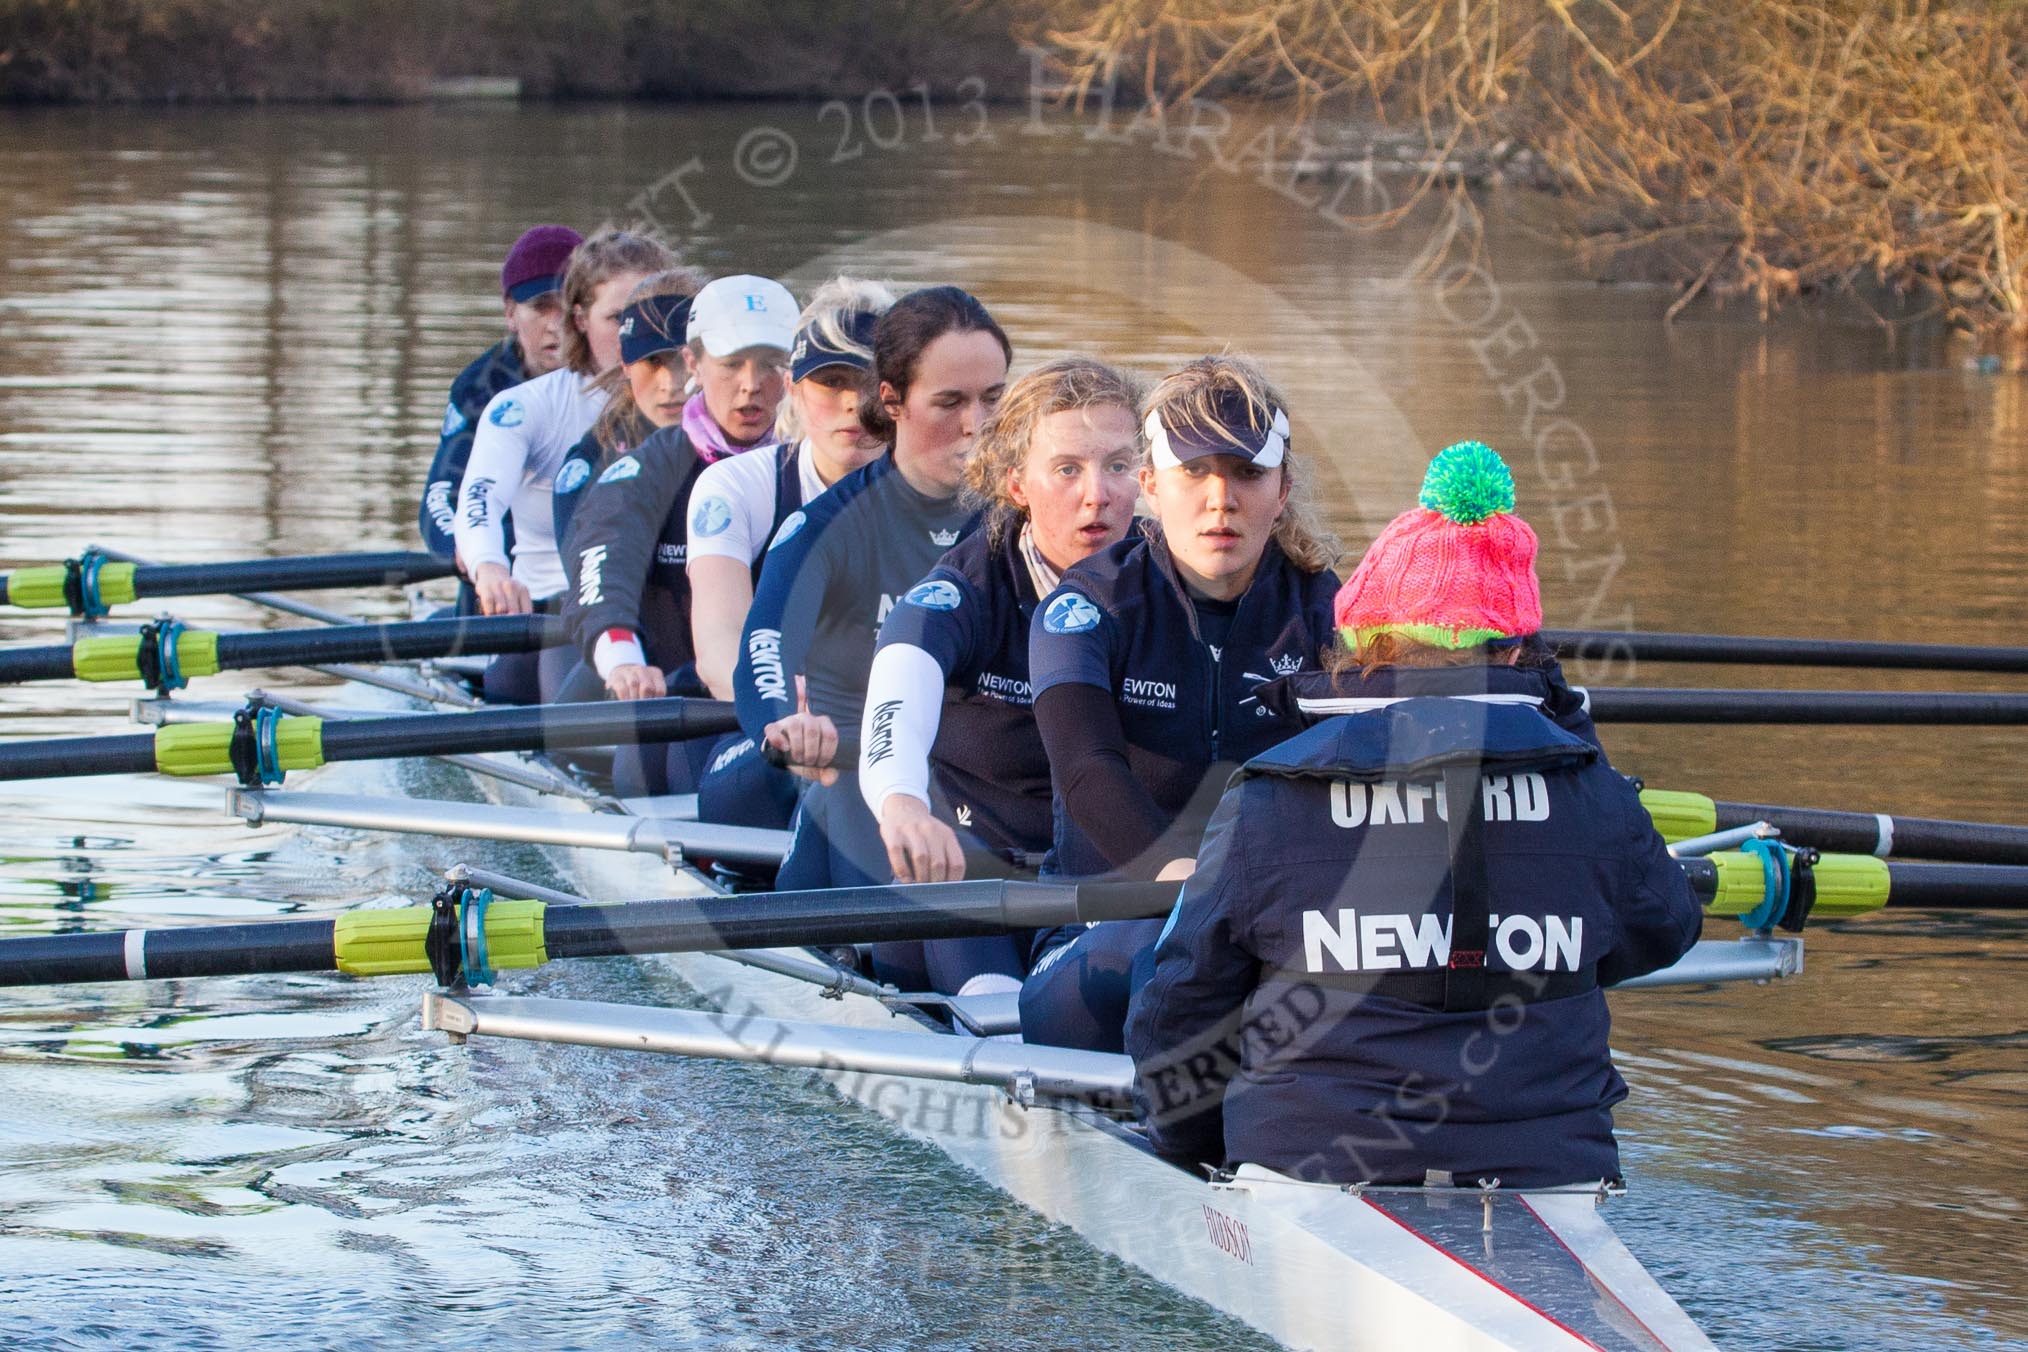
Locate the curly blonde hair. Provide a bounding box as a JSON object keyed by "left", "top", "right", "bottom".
{"left": 961, "top": 356, "right": 1147, "bottom": 545}
{"left": 773, "top": 275, "right": 896, "bottom": 443}
{"left": 1140, "top": 354, "right": 1340, "bottom": 574}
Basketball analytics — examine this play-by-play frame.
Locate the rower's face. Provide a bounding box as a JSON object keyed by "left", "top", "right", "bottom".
{"left": 625, "top": 351, "right": 687, "bottom": 428}
{"left": 1009, "top": 405, "right": 1139, "bottom": 574}
{"left": 577, "top": 271, "right": 652, "bottom": 373}
{"left": 795, "top": 365, "right": 884, "bottom": 466}
{"left": 686, "top": 344, "right": 788, "bottom": 446}
{"left": 884, "top": 329, "right": 1008, "bottom": 497}
{"left": 505, "top": 294, "right": 566, "bottom": 375}
{"left": 1140, "top": 454, "right": 1290, "bottom": 599}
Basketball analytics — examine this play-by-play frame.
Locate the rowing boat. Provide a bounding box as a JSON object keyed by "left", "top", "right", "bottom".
{"left": 179, "top": 655, "right": 1760, "bottom": 1351}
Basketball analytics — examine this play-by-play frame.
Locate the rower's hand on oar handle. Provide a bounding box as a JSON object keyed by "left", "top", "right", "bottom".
{"left": 1155, "top": 857, "right": 1196, "bottom": 882}
{"left": 763, "top": 675, "right": 839, "bottom": 785}
{"left": 605, "top": 664, "right": 666, "bottom": 701}
{"left": 471, "top": 562, "right": 532, "bottom": 616}
{"left": 878, "top": 793, "right": 966, "bottom": 884}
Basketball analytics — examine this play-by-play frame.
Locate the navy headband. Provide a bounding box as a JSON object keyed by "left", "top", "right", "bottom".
{"left": 1146, "top": 385, "right": 1289, "bottom": 469}
{"left": 790, "top": 308, "right": 881, "bottom": 383}
{"left": 618, "top": 293, "right": 694, "bottom": 366}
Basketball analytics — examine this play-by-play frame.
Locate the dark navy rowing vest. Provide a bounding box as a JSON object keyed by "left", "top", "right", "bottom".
{"left": 1029, "top": 531, "right": 1340, "bottom": 878}
{"left": 871, "top": 527, "right": 1051, "bottom": 858}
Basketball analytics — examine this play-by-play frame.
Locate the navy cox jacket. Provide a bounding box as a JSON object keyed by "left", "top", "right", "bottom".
{"left": 1124, "top": 665, "right": 1703, "bottom": 1188}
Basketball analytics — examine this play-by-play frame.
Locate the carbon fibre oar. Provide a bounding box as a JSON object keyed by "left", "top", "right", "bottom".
{"left": 0, "top": 878, "right": 1184, "bottom": 987}
{"left": 0, "top": 549, "right": 456, "bottom": 617}
{"left": 1584, "top": 687, "right": 2028, "bottom": 724}
{"left": 0, "top": 696, "right": 737, "bottom": 783}
{"left": 0, "top": 614, "right": 565, "bottom": 690}
{"left": 0, "top": 848, "right": 1922, "bottom": 989}
{"left": 1643, "top": 789, "right": 2028, "bottom": 867}
{"left": 1548, "top": 628, "right": 2028, "bottom": 674}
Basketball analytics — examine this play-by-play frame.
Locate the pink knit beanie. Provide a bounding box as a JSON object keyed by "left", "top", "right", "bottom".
{"left": 1334, "top": 441, "right": 1542, "bottom": 649}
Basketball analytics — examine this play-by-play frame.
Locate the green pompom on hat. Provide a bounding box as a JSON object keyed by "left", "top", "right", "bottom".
{"left": 1416, "top": 440, "right": 1516, "bottom": 525}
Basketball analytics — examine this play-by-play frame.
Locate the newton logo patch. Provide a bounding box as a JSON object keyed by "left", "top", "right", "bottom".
{"left": 768, "top": 510, "right": 807, "bottom": 550}
{"left": 488, "top": 399, "right": 524, "bottom": 428}
{"left": 691, "top": 495, "right": 734, "bottom": 538}
{"left": 1043, "top": 592, "right": 1102, "bottom": 635}
{"left": 554, "top": 458, "right": 591, "bottom": 494}
{"left": 903, "top": 580, "right": 962, "bottom": 612}
{"left": 597, "top": 455, "right": 642, "bottom": 485}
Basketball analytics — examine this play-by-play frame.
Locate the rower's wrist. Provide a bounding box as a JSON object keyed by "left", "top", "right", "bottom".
{"left": 593, "top": 629, "right": 646, "bottom": 679}
{"left": 880, "top": 791, "right": 933, "bottom": 824}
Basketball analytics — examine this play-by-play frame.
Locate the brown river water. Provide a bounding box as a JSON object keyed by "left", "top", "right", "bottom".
{"left": 0, "top": 100, "right": 2024, "bottom": 1349}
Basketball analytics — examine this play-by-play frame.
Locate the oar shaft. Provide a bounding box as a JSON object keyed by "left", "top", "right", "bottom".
{"left": 1875, "top": 862, "right": 2028, "bottom": 909}
{"left": 1588, "top": 688, "right": 2028, "bottom": 724}
{"left": 0, "top": 921, "right": 338, "bottom": 985}
{"left": 0, "top": 731, "right": 158, "bottom": 780}
{"left": 131, "top": 552, "right": 454, "bottom": 600}
{"left": 216, "top": 615, "right": 563, "bottom": 670}
{"left": 540, "top": 880, "right": 1179, "bottom": 960}
{"left": 1712, "top": 800, "right": 2028, "bottom": 867}
{"left": 0, "top": 880, "right": 1181, "bottom": 988}
{"left": 0, "top": 615, "right": 565, "bottom": 687}
{"left": 0, "top": 551, "right": 456, "bottom": 611}
{"left": 1549, "top": 628, "right": 2028, "bottom": 674}
{"left": 316, "top": 696, "right": 738, "bottom": 762}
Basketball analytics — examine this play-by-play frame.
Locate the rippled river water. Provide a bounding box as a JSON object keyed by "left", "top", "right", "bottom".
{"left": 1, "top": 101, "right": 2025, "bottom": 1349}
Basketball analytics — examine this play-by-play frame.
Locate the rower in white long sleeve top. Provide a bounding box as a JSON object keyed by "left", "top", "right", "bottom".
{"left": 455, "top": 365, "right": 606, "bottom": 603}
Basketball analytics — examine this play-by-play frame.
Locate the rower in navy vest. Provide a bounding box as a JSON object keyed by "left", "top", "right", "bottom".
{"left": 1125, "top": 441, "right": 1703, "bottom": 1188}
{"left": 419, "top": 224, "right": 581, "bottom": 617}
{"left": 684, "top": 278, "right": 894, "bottom": 829}
{"left": 857, "top": 356, "right": 1143, "bottom": 994}
{"left": 560, "top": 274, "right": 796, "bottom": 797}
{"left": 734, "top": 287, "right": 1008, "bottom": 900}
{"left": 1018, "top": 355, "right": 1341, "bottom": 1052}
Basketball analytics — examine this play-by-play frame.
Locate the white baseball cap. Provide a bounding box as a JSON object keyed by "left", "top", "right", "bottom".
{"left": 686, "top": 275, "right": 798, "bottom": 358}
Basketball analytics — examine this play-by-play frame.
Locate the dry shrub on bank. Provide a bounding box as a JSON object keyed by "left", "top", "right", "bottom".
{"left": 1024, "top": 0, "right": 2028, "bottom": 349}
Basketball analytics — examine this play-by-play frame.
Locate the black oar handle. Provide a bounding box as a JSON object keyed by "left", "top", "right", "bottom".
{"left": 1588, "top": 688, "right": 2028, "bottom": 724}
{"left": 1713, "top": 800, "right": 2028, "bottom": 867}
{"left": 0, "top": 731, "right": 158, "bottom": 781}
{"left": 318, "top": 696, "right": 740, "bottom": 762}
{"left": 133, "top": 551, "right": 456, "bottom": 599}
{"left": 1550, "top": 628, "right": 2028, "bottom": 674}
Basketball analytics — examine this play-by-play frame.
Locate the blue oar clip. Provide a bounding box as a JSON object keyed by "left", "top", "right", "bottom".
{"left": 63, "top": 548, "right": 112, "bottom": 620}
{"left": 138, "top": 617, "right": 189, "bottom": 695}
{"left": 457, "top": 887, "right": 496, "bottom": 988}
{"left": 1737, "top": 836, "right": 1791, "bottom": 931}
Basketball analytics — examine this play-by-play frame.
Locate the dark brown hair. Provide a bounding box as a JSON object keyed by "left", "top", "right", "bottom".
{"left": 858, "top": 285, "right": 1012, "bottom": 441}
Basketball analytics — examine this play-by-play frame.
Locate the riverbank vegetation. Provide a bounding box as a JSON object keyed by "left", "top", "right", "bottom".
{"left": 0, "top": 0, "right": 1020, "bottom": 102}
{"left": 1027, "top": 0, "right": 2028, "bottom": 356}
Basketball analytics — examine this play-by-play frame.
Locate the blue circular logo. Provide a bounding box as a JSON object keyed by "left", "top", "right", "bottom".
{"left": 1042, "top": 592, "right": 1102, "bottom": 635}
{"left": 769, "top": 510, "right": 807, "bottom": 551}
{"left": 440, "top": 402, "right": 465, "bottom": 438}
{"left": 554, "top": 458, "right": 591, "bottom": 494}
{"left": 904, "top": 579, "right": 963, "bottom": 612}
{"left": 691, "top": 495, "right": 734, "bottom": 538}
{"left": 488, "top": 399, "right": 524, "bottom": 428}
{"left": 597, "top": 455, "right": 642, "bottom": 485}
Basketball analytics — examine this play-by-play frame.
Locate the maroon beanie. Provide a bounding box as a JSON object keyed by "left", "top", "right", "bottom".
{"left": 501, "top": 225, "right": 583, "bottom": 302}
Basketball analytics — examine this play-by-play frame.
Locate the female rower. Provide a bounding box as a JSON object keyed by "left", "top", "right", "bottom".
{"left": 1018, "top": 354, "right": 1341, "bottom": 1052}
{"left": 733, "top": 285, "right": 1009, "bottom": 895}
{"left": 853, "top": 357, "right": 1142, "bottom": 994}
{"left": 1125, "top": 441, "right": 1702, "bottom": 1187}
{"left": 559, "top": 274, "right": 797, "bottom": 795}
{"left": 681, "top": 277, "right": 893, "bottom": 827}
{"left": 453, "top": 228, "right": 676, "bottom": 701}
{"left": 418, "top": 223, "right": 582, "bottom": 614}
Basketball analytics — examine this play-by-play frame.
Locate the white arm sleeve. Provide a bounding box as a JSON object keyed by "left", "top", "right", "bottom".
{"left": 454, "top": 389, "right": 533, "bottom": 571}
{"left": 858, "top": 642, "right": 948, "bottom": 819}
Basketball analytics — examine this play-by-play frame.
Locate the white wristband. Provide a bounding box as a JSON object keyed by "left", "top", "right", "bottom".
{"left": 593, "top": 629, "right": 647, "bottom": 680}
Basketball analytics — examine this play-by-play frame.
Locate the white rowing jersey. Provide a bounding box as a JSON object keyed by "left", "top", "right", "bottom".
{"left": 454, "top": 366, "right": 606, "bottom": 600}
{"left": 684, "top": 439, "right": 829, "bottom": 567}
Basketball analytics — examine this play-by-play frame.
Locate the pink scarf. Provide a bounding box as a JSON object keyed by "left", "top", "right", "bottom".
{"left": 682, "top": 391, "right": 773, "bottom": 465}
